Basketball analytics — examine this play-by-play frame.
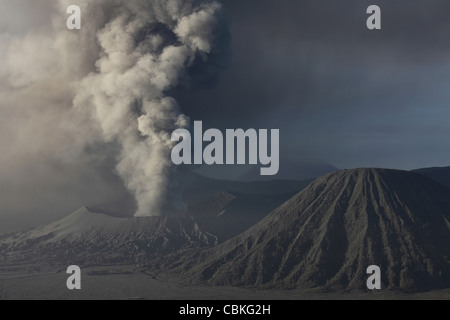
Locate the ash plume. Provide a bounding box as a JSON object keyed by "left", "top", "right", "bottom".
{"left": 0, "top": 0, "right": 228, "bottom": 222}
{"left": 71, "top": 0, "right": 227, "bottom": 216}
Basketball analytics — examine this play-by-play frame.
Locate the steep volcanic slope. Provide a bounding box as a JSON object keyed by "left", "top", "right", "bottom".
{"left": 160, "top": 169, "right": 450, "bottom": 291}
{"left": 0, "top": 207, "right": 217, "bottom": 266}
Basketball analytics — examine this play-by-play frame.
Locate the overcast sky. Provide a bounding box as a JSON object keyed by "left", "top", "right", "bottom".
{"left": 177, "top": 0, "right": 450, "bottom": 170}
{"left": 2, "top": 0, "right": 450, "bottom": 232}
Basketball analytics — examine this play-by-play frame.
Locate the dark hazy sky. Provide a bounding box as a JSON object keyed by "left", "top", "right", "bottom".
{"left": 177, "top": 0, "right": 450, "bottom": 170}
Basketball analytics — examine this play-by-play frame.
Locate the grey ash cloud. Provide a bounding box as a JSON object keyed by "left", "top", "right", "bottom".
{"left": 0, "top": 0, "right": 229, "bottom": 230}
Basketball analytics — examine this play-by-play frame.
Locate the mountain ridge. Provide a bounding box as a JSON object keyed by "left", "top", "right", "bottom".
{"left": 152, "top": 168, "right": 450, "bottom": 292}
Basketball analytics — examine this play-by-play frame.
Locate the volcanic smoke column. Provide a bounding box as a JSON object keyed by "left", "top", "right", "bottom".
{"left": 72, "top": 0, "right": 226, "bottom": 216}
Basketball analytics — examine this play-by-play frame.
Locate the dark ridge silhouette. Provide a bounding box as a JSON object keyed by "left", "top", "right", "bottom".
{"left": 412, "top": 166, "right": 450, "bottom": 191}
{"left": 192, "top": 191, "right": 298, "bottom": 242}
{"left": 87, "top": 172, "right": 310, "bottom": 217}
{"left": 238, "top": 160, "right": 338, "bottom": 182}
